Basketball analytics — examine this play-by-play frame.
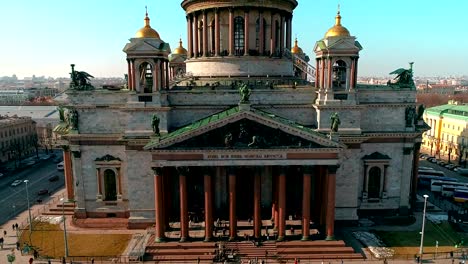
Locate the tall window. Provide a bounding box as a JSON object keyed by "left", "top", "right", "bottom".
{"left": 234, "top": 16, "right": 244, "bottom": 56}
{"left": 368, "top": 167, "right": 382, "bottom": 199}
{"left": 255, "top": 18, "right": 266, "bottom": 55}
{"left": 104, "top": 169, "right": 117, "bottom": 201}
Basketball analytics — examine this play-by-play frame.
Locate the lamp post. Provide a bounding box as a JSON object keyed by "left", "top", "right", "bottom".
{"left": 24, "top": 180, "right": 33, "bottom": 239}
{"left": 60, "top": 198, "right": 69, "bottom": 257}
{"left": 419, "top": 194, "right": 429, "bottom": 263}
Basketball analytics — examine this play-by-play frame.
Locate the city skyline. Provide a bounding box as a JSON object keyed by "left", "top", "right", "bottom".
{"left": 2, "top": 0, "right": 467, "bottom": 78}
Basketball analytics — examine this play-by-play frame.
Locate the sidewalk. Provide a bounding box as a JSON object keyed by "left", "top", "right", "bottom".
{"left": 0, "top": 188, "right": 67, "bottom": 264}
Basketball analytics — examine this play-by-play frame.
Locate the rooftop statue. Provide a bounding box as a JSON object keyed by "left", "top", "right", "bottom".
{"left": 388, "top": 62, "right": 415, "bottom": 89}
{"left": 238, "top": 82, "right": 251, "bottom": 103}
{"left": 330, "top": 112, "right": 340, "bottom": 133}
{"left": 152, "top": 114, "right": 160, "bottom": 136}
{"left": 69, "top": 64, "right": 95, "bottom": 90}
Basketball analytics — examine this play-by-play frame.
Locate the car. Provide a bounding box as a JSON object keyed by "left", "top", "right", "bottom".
{"left": 445, "top": 164, "right": 456, "bottom": 170}
{"left": 37, "top": 189, "right": 49, "bottom": 195}
{"left": 0, "top": 173, "right": 4, "bottom": 178}
{"left": 10, "top": 180, "right": 23, "bottom": 187}
{"left": 48, "top": 175, "right": 60, "bottom": 182}
{"left": 419, "top": 166, "right": 434, "bottom": 171}
{"left": 455, "top": 168, "right": 468, "bottom": 176}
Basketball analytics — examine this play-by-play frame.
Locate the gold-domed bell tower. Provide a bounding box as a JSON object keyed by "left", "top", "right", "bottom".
{"left": 168, "top": 39, "right": 188, "bottom": 81}
{"left": 123, "top": 8, "right": 171, "bottom": 94}
{"left": 314, "top": 8, "right": 362, "bottom": 104}
{"left": 313, "top": 8, "right": 363, "bottom": 134}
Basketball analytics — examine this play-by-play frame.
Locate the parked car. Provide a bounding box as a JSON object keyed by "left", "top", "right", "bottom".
{"left": 455, "top": 168, "right": 468, "bottom": 176}
{"left": 10, "top": 180, "right": 23, "bottom": 187}
{"left": 426, "top": 156, "right": 436, "bottom": 160}
{"left": 48, "top": 175, "right": 60, "bottom": 182}
{"left": 37, "top": 189, "right": 49, "bottom": 195}
{"left": 419, "top": 166, "right": 434, "bottom": 171}
{"left": 445, "top": 164, "right": 457, "bottom": 170}
{"left": 0, "top": 173, "right": 4, "bottom": 178}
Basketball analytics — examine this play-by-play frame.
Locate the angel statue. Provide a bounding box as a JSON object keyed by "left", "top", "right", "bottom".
{"left": 238, "top": 82, "right": 251, "bottom": 103}
{"left": 330, "top": 112, "right": 340, "bottom": 133}
{"left": 152, "top": 114, "right": 160, "bottom": 136}
{"left": 70, "top": 64, "right": 95, "bottom": 90}
{"left": 388, "top": 62, "right": 415, "bottom": 89}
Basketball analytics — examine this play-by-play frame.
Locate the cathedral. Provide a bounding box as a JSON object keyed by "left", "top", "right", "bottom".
{"left": 55, "top": 0, "right": 426, "bottom": 244}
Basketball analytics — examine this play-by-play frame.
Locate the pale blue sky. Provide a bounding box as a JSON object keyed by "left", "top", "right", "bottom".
{"left": 1, "top": 0, "right": 467, "bottom": 78}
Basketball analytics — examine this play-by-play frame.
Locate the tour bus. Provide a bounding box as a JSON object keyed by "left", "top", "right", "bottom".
{"left": 418, "top": 175, "right": 457, "bottom": 187}
{"left": 431, "top": 180, "right": 468, "bottom": 193}
{"left": 56, "top": 161, "right": 64, "bottom": 171}
{"left": 441, "top": 185, "right": 468, "bottom": 198}
{"left": 453, "top": 189, "right": 468, "bottom": 203}
{"left": 418, "top": 169, "right": 445, "bottom": 177}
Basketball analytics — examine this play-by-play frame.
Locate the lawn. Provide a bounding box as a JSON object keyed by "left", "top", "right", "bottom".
{"left": 20, "top": 222, "right": 132, "bottom": 259}
{"left": 375, "top": 221, "right": 468, "bottom": 255}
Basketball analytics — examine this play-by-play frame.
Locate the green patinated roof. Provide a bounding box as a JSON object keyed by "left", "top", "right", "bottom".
{"left": 145, "top": 105, "right": 331, "bottom": 149}
{"left": 426, "top": 104, "right": 468, "bottom": 121}
{"left": 315, "top": 40, "right": 326, "bottom": 50}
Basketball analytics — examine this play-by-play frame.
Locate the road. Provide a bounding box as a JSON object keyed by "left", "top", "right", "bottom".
{"left": 0, "top": 151, "right": 65, "bottom": 225}
{"left": 418, "top": 158, "right": 468, "bottom": 214}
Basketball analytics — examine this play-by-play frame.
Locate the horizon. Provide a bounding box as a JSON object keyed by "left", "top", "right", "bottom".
{"left": 1, "top": 0, "right": 467, "bottom": 78}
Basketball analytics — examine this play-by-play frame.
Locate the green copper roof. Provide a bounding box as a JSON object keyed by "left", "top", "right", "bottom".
{"left": 145, "top": 105, "right": 333, "bottom": 149}
{"left": 426, "top": 104, "right": 468, "bottom": 121}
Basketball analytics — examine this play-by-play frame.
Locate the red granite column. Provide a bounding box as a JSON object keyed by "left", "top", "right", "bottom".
{"left": 228, "top": 170, "right": 237, "bottom": 240}
{"left": 350, "top": 58, "right": 356, "bottom": 89}
{"left": 327, "top": 58, "right": 333, "bottom": 89}
{"left": 273, "top": 174, "right": 279, "bottom": 230}
{"left": 204, "top": 172, "right": 213, "bottom": 241}
{"left": 253, "top": 169, "right": 261, "bottom": 239}
{"left": 320, "top": 59, "right": 325, "bottom": 89}
{"left": 326, "top": 166, "right": 338, "bottom": 240}
{"left": 202, "top": 11, "right": 208, "bottom": 56}
{"left": 277, "top": 168, "right": 286, "bottom": 241}
{"left": 244, "top": 10, "right": 249, "bottom": 56}
{"left": 229, "top": 8, "right": 234, "bottom": 56}
{"left": 194, "top": 14, "right": 199, "bottom": 58}
{"left": 187, "top": 15, "right": 192, "bottom": 58}
{"left": 286, "top": 16, "right": 292, "bottom": 50}
{"left": 153, "top": 167, "right": 165, "bottom": 242}
{"left": 178, "top": 167, "right": 189, "bottom": 242}
{"left": 302, "top": 166, "right": 312, "bottom": 240}
{"left": 63, "top": 149, "right": 74, "bottom": 200}
{"left": 214, "top": 9, "right": 220, "bottom": 56}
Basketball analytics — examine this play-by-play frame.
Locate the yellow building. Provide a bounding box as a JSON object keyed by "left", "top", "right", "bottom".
{"left": 423, "top": 102, "right": 468, "bottom": 164}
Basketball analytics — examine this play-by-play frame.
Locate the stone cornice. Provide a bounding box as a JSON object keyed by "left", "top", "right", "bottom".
{"left": 181, "top": 0, "right": 298, "bottom": 14}
{"left": 313, "top": 104, "right": 364, "bottom": 110}
{"left": 358, "top": 103, "right": 416, "bottom": 107}
{"left": 151, "top": 147, "right": 340, "bottom": 154}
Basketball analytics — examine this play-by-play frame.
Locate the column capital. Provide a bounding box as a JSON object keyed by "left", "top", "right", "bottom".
{"left": 303, "top": 165, "right": 315, "bottom": 174}
{"left": 152, "top": 167, "right": 163, "bottom": 176}
{"left": 176, "top": 166, "right": 190, "bottom": 176}
{"left": 328, "top": 165, "right": 339, "bottom": 174}
{"left": 71, "top": 151, "right": 81, "bottom": 158}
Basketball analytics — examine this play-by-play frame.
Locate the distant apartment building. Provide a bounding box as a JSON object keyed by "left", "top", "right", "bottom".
{"left": 0, "top": 115, "right": 38, "bottom": 163}
{"left": 422, "top": 102, "right": 468, "bottom": 164}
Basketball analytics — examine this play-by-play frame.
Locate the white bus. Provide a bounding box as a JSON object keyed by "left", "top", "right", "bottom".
{"left": 430, "top": 179, "right": 465, "bottom": 193}
{"left": 441, "top": 185, "right": 468, "bottom": 197}
{"left": 56, "top": 161, "right": 64, "bottom": 171}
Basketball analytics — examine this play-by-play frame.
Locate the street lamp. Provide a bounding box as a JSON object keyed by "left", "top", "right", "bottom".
{"left": 419, "top": 194, "right": 429, "bottom": 263}
{"left": 60, "top": 198, "right": 69, "bottom": 257}
{"left": 24, "top": 180, "right": 33, "bottom": 238}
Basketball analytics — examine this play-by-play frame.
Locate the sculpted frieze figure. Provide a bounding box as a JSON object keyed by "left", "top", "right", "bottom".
{"left": 238, "top": 82, "right": 251, "bottom": 103}
{"left": 330, "top": 112, "right": 340, "bottom": 133}
{"left": 152, "top": 114, "right": 161, "bottom": 136}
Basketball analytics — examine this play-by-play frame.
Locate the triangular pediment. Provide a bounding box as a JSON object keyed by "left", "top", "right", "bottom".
{"left": 123, "top": 39, "right": 170, "bottom": 53}
{"left": 314, "top": 38, "right": 362, "bottom": 52}
{"left": 145, "top": 106, "right": 344, "bottom": 150}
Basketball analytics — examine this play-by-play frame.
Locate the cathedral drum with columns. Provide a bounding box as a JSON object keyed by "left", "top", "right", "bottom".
{"left": 55, "top": 0, "right": 427, "bottom": 244}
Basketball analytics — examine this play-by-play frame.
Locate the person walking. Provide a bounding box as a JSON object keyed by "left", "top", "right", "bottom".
{"left": 0, "top": 237, "right": 4, "bottom": 249}
{"left": 3, "top": 230, "right": 6, "bottom": 236}
{"left": 15, "top": 223, "right": 18, "bottom": 230}
{"left": 12, "top": 224, "right": 15, "bottom": 231}
{"left": 29, "top": 257, "right": 34, "bottom": 264}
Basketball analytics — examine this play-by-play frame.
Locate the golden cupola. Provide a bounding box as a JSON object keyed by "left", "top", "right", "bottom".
{"left": 324, "top": 10, "right": 350, "bottom": 38}
{"left": 173, "top": 39, "right": 187, "bottom": 55}
{"left": 135, "top": 10, "right": 160, "bottom": 39}
{"left": 291, "top": 38, "right": 303, "bottom": 54}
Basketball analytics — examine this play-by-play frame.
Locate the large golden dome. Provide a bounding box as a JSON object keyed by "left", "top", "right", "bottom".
{"left": 173, "top": 39, "right": 187, "bottom": 55}
{"left": 135, "top": 11, "right": 160, "bottom": 38}
{"left": 291, "top": 38, "right": 303, "bottom": 54}
{"left": 324, "top": 11, "right": 350, "bottom": 38}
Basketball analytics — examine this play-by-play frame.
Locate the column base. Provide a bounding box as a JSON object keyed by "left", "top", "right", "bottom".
{"left": 203, "top": 237, "right": 212, "bottom": 242}
{"left": 276, "top": 236, "right": 285, "bottom": 242}
{"left": 301, "top": 236, "right": 310, "bottom": 241}
{"left": 325, "top": 235, "right": 335, "bottom": 241}
{"left": 228, "top": 236, "right": 236, "bottom": 242}
{"left": 155, "top": 236, "right": 166, "bottom": 243}
{"left": 180, "top": 237, "right": 189, "bottom": 243}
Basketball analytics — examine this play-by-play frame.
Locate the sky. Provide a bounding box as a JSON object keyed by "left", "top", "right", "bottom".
{"left": 1, "top": 0, "right": 467, "bottom": 78}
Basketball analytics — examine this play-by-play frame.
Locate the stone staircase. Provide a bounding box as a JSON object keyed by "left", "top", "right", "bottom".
{"left": 225, "top": 241, "right": 279, "bottom": 263}
{"left": 42, "top": 202, "right": 75, "bottom": 216}
{"left": 144, "top": 239, "right": 216, "bottom": 263}
{"left": 275, "top": 240, "right": 364, "bottom": 262}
